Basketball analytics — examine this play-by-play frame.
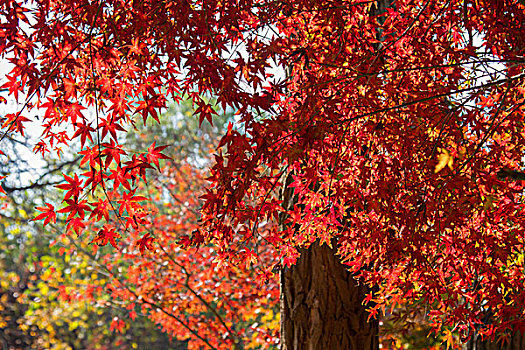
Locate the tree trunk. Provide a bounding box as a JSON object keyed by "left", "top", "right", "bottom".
{"left": 280, "top": 243, "right": 379, "bottom": 350}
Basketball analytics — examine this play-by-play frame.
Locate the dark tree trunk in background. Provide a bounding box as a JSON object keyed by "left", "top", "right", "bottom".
{"left": 280, "top": 243, "right": 379, "bottom": 350}
{"left": 464, "top": 331, "right": 525, "bottom": 350}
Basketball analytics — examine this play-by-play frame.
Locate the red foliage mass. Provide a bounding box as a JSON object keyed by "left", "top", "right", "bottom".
{"left": 3, "top": 0, "right": 525, "bottom": 345}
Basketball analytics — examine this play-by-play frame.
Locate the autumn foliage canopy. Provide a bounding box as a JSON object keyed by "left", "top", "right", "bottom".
{"left": 2, "top": 0, "right": 525, "bottom": 346}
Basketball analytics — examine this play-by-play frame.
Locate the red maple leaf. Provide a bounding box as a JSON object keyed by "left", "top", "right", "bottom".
{"left": 194, "top": 100, "right": 218, "bottom": 127}
{"left": 57, "top": 199, "right": 90, "bottom": 220}
{"left": 146, "top": 142, "right": 172, "bottom": 170}
{"left": 136, "top": 233, "right": 155, "bottom": 254}
{"left": 55, "top": 173, "right": 83, "bottom": 201}
{"left": 72, "top": 122, "right": 95, "bottom": 148}
{"left": 2, "top": 113, "right": 31, "bottom": 136}
{"left": 91, "top": 225, "right": 121, "bottom": 249}
{"left": 34, "top": 203, "right": 57, "bottom": 226}
{"left": 63, "top": 77, "right": 77, "bottom": 99}
{"left": 100, "top": 117, "right": 126, "bottom": 140}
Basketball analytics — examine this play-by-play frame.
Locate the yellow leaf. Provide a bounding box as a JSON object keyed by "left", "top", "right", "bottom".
{"left": 69, "top": 321, "right": 79, "bottom": 331}
{"left": 443, "top": 329, "right": 454, "bottom": 349}
{"left": 435, "top": 148, "right": 453, "bottom": 173}
{"left": 39, "top": 284, "right": 49, "bottom": 295}
{"left": 517, "top": 254, "right": 524, "bottom": 266}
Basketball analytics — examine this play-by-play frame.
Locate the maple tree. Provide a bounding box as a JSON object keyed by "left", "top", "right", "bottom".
{"left": 2, "top": 0, "right": 525, "bottom": 348}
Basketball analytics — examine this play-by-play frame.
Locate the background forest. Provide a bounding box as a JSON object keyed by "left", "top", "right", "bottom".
{"left": 0, "top": 102, "right": 283, "bottom": 349}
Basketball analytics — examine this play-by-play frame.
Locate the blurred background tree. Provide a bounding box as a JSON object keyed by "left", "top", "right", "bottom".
{"left": 0, "top": 100, "right": 281, "bottom": 349}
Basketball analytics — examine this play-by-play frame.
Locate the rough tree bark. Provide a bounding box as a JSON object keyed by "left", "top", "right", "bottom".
{"left": 280, "top": 244, "right": 379, "bottom": 350}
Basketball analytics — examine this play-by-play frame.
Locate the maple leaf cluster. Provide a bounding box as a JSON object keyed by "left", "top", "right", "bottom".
{"left": 2, "top": 0, "right": 525, "bottom": 345}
